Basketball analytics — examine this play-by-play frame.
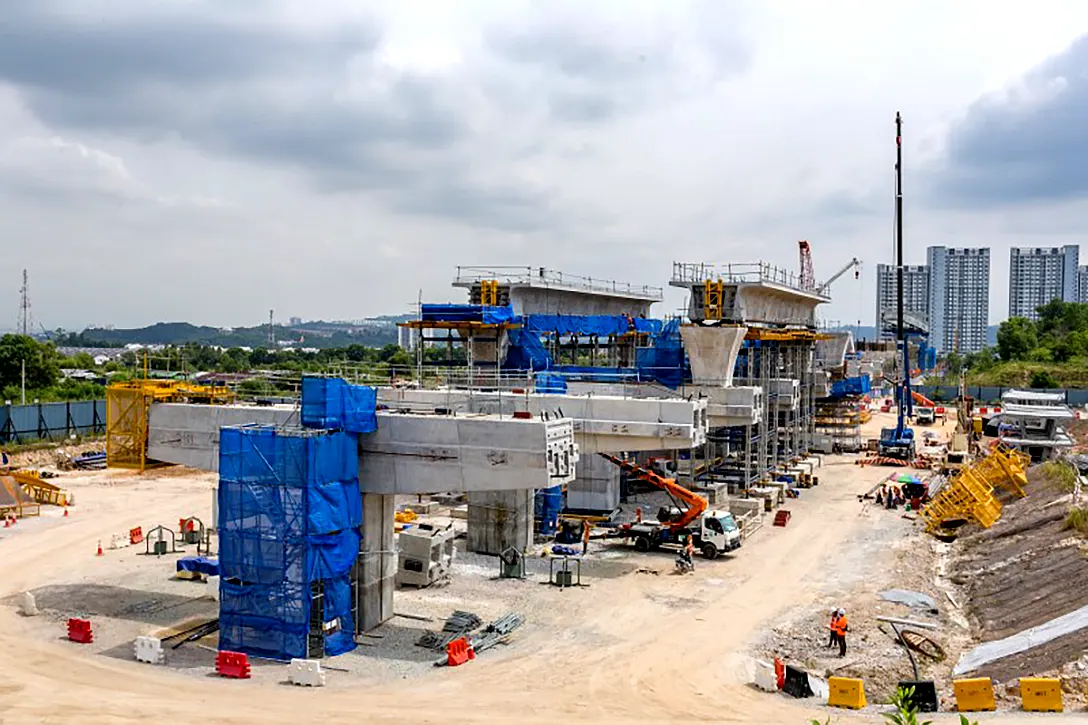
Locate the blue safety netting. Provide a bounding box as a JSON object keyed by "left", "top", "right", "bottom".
{"left": 217, "top": 426, "right": 361, "bottom": 661}
{"left": 301, "top": 376, "right": 378, "bottom": 434}
{"left": 522, "top": 314, "right": 661, "bottom": 337}
{"left": 635, "top": 318, "right": 685, "bottom": 388}
{"left": 534, "top": 372, "right": 568, "bottom": 394}
{"left": 420, "top": 303, "right": 516, "bottom": 324}
{"left": 830, "top": 374, "right": 872, "bottom": 399}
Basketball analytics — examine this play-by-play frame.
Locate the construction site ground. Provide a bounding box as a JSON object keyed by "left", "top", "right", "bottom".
{"left": 2, "top": 412, "right": 1087, "bottom": 724}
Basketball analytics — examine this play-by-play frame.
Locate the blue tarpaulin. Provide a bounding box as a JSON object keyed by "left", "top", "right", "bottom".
{"left": 830, "top": 374, "right": 872, "bottom": 399}
{"left": 301, "top": 376, "right": 378, "bottom": 434}
{"left": 522, "top": 314, "right": 661, "bottom": 337}
{"left": 420, "top": 304, "right": 516, "bottom": 325}
{"left": 534, "top": 372, "right": 568, "bottom": 394}
{"left": 177, "top": 556, "right": 219, "bottom": 576}
{"left": 504, "top": 329, "right": 553, "bottom": 372}
{"left": 217, "top": 426, "right": 361, "bottom": 661}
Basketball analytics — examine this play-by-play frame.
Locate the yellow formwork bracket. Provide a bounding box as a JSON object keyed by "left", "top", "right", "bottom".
{"left": 827, "top": 676, "right": 866, "bottom": 709}
{"left": 1020, "top": 677, "right": 1063, "bottom": 712}
{"left": 953, "top": 677, "right": 996, "bottom": 712}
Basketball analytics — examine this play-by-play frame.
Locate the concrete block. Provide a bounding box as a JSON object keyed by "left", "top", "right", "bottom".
{"left": 693, "top": 385, "right": 762, "bottom": 427}
{"left": 17, "top": 591, "right": 38, "bottom": 616}
{"left": 134, "top": 635, "right": 165, "bottom": 664}
{"left": 110, "top": 533, "right": 130, "bottom": 550}
{"left": 450, "top": 505, "right": 469, "bottom": 520}
{"left": 396, "top": 526, "right": 455, "bottom": 587}
{"left": 207, "top": 575, "right": 220, "bottom": 601}
{"left": 404, "top": 501, "right": 437, "bottom": 515}
{"left": 567, "top": 453, "right": 620, "bottom": 511}
{"left": 288, "top": 659, "right": 326, "bottom": 687}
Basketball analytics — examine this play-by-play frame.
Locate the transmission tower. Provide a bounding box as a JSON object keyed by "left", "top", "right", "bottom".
{"left": 18, "top": 269, "right": 31, "bottom": 336}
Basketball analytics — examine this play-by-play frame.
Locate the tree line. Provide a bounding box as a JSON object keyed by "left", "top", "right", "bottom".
{"left": 0, "top": 334, "right": 464, "bottom": 403}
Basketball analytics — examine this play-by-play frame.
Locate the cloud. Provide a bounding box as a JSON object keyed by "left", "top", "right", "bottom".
{"left": 0, "top": 135, "right": 229, "bottom": 209}
{"left": 932, "top": 33, "right": 1088, "bottom": 206}
{"left": 483, "top": 1, "right": 753, "bottom": 123}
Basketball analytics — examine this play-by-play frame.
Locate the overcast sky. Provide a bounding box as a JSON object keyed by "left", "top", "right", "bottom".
{"left": 2, "top": 0, "right": 1088, "bottom": 331}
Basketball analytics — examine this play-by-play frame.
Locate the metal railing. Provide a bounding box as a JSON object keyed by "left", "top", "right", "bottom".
{"left": 454, "top": 266, "right": 663, "bottom": 300}
{"left": 671, "top": 261, "right": 817, "bottom": 294}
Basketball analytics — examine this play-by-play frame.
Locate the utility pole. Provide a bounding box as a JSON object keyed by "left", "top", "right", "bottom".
{"left": 268, "top": 309, "right": 275, "bottom": 347}
{"left": 21, "top": 359, "right": 26, "bottom": 405}
{"left": 18, "top": 269, "right": 30, "bottom": 336}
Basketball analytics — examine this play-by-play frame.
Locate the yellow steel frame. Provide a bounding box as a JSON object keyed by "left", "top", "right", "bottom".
{"left": 480, "top": 279, "right": 500, "bottom": 306}
{"left": 920, "top": 447, "right": 1031, "bottom": 533}
{"left": 106, "top": 379, "right": 237, "bottom": 472}
{"left": 702, "top": 279, "right": 723, "bottom": 320}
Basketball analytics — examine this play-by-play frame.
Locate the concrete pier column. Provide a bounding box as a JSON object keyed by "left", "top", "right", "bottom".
{"left": 353, "top": 492, "right": 395, "bottom": 633}
{"left": 566, "top": 454, "right": 621, "bottom": 512}
{"left": 467, "top": 490, "right": 534, "bottom": 555}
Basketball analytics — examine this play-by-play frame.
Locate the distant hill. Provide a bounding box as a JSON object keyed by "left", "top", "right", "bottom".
{"left": 59, "top": 316, "right": 411, "bottom": 349}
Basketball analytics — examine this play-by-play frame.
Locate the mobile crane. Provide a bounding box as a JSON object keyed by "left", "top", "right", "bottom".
{"left": 878, "top": 111, "right": 916, "bottom": 461}
{"left": 599, "top": 453, "right": 741, "bottom": 560}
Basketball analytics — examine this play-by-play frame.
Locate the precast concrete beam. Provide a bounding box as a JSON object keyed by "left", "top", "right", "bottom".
{"left": 768, "top": 379, "right": 800, "bottom": 412}
{"left": 375, "top": 388, "right": 707, "bottom": 453}
{"left": 147, "top": 403, "right": 579, "bottom": 494}
{"left": 685, "top": 385, "right": 763, "bottom": 428}
{"left": 680, "top": 325, "right": 746, "bottom": 385}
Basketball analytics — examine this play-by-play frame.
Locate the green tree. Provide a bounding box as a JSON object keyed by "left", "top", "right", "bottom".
{"left": 996, "top": 317, "right": 1037, "bottom": 361}
{"left": 0, "top": 334, "right": 60, "bottom": 390}
{"left": 944, "top": 351, "right": 962, "bottom": 376}
{"left": 1030, "top": 369, "right": 1059, "bottom": 389}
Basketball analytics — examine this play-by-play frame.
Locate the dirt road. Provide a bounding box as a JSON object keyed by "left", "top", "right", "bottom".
{"left": 1, "top": 461, "right": 1085, "bottom": 724}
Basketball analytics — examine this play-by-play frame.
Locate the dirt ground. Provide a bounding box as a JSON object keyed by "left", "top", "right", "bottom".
{"left": 2, "top": 414, "right": 1088, "bottom": 724}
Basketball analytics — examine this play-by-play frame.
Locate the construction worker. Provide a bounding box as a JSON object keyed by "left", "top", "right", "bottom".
{"left": 832, "top": 608, "right": 848, "bottom": 657}
{"left": 827, "top": 609, "right": 840, "bottom": 648}
{"left": 581, "top": 519, "right": 591, "bottom": 556}
{"left": 682, "top": 535, "right": 695, "bottom": 571}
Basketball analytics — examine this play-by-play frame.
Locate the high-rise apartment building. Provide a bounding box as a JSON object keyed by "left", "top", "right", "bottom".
{"left": 1008, "top": 245, "right": 1078, "bottom": 319}
{"left": 875, "top": 263, "right": 929, "bottom": 338}
{"left": 1078, "top": 265, "right": 1088, "bottom": 303}
{"left": 927, "top": 246, "right": 990, "bottom": 353}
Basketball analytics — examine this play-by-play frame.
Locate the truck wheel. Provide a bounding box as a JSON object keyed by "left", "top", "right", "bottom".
{"left": 634, "top": 536, "right": 651, "bottom": 552}
{"left": 701, "top": 543, "right": 719, "bottom": 560}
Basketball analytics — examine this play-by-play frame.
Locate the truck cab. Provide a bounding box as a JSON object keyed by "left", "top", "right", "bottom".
{"left": 915, "top": 407, "right": 935, "bottom": 425}
{"left": 694, "top": 510, "right": 741, "bottom": 559}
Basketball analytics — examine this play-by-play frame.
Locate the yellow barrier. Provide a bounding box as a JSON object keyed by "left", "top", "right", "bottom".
{"left": 953, "top": 677, "right": 996, "bottom": 712}
{"left": 1020, "top": 677, "right": 1063, "bottom": 712}
{"left": 827, "top": 677, "right": 866, "bottom": 709}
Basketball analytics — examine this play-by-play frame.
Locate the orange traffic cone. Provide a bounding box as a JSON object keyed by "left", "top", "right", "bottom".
{"left": 64, "top": 508, "right": 69, "bottom": 517}
{"left": 3, "top": 518, "right": 9, "bottom": 528}
{"left": 96, "top": 540, "right": 103, "bottom": 557}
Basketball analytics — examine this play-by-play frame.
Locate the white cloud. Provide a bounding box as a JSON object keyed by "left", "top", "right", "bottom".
{"left": 2, "top": 0, "right": 1088, "bottom": 329}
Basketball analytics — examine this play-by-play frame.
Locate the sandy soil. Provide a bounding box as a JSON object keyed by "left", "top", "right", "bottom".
{"left": 2, "top": 419, "right": 1087, "bottom": 724}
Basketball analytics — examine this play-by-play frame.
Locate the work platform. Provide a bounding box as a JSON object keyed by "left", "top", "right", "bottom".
{"left": 148, "top": 403, "right": 578, "bottom": 493}
{"left": 453, "top": 266, "right": 662, "bottom": 317}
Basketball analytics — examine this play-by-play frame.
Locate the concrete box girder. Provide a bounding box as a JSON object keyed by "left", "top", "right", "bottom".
{"left": 375, "top": 389, "right": 707, "bottom": 453}
{"left": 147, "top": 403, "right": 578, "bottom": 494}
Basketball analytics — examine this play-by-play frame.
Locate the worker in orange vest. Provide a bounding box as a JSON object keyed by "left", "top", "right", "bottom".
{"left": 581, "top": 519, "right": 591, "bottom": 556}
{"left": 827, "top": 609, "right": 840, "bottom": 648}
{"left": 832, "top": 608, "right": 848, "bottom": 657}
{"left": 682, "top": 535, "right": 695, "bottom": 571}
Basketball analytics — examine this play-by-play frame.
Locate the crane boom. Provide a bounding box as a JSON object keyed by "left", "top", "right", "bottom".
{"left": 816, "top": 257, "right": 860, "bottom": 295}
{"left": 597, "top": 453, "right": 707, "bottom": 530}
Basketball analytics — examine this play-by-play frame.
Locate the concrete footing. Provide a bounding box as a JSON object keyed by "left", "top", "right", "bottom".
{"left": 567, "top": 454, "right": 621, "bottom": 512}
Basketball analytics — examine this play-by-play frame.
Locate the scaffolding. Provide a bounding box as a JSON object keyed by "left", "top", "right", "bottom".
{"left": 919, "top": 447, "right": 1030, "bottom": 534}
{"left": 105, "top": 379, "right": 236, "bottom": 471}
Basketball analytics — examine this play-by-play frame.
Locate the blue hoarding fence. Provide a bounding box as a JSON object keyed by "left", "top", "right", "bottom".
{"left": 0, "top": 399, "right": 106, "bottom": 444}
